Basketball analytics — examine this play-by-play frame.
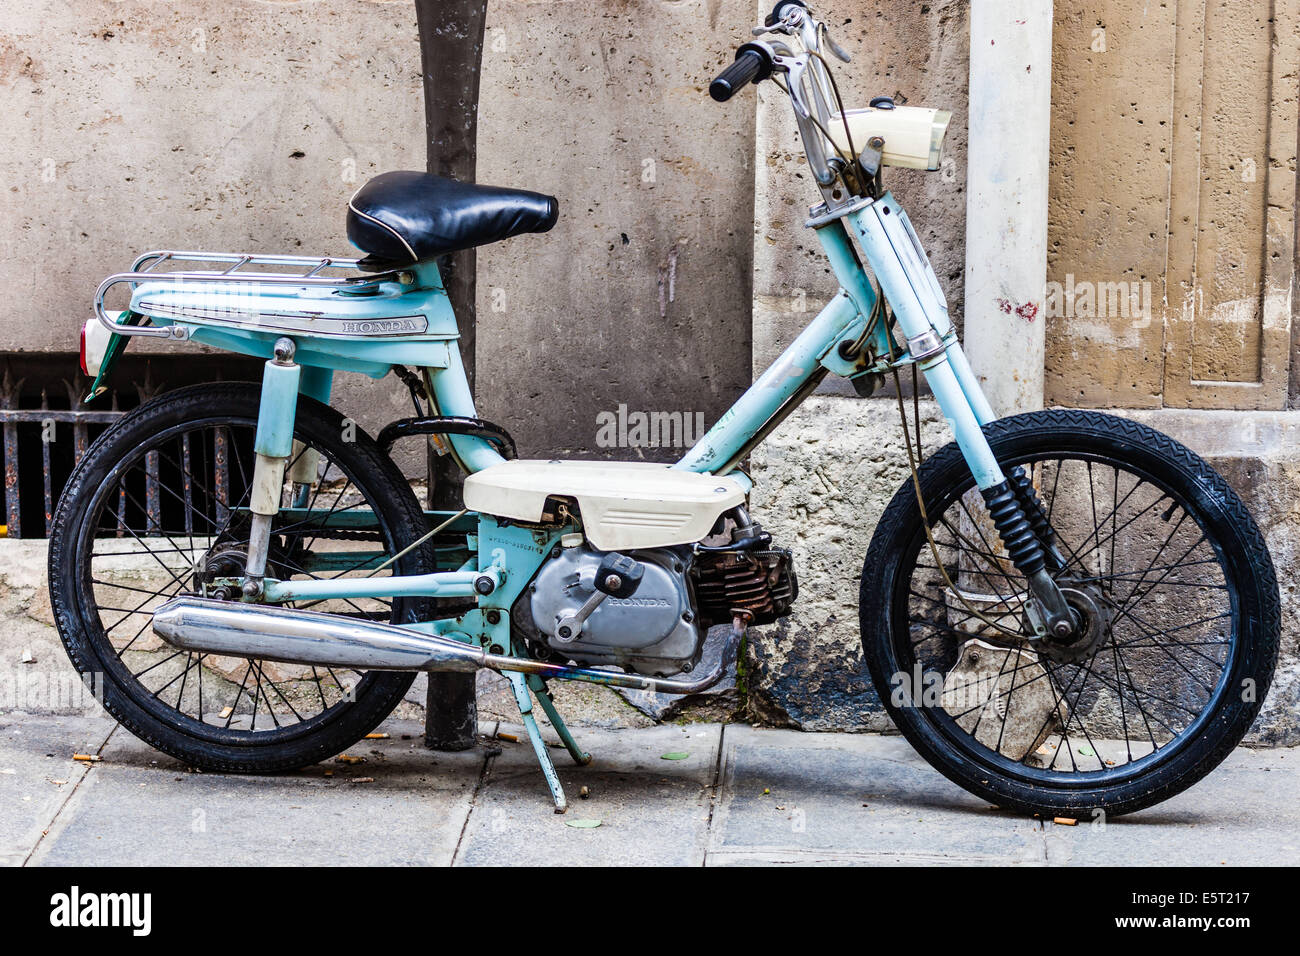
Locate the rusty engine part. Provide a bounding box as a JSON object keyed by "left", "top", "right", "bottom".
{"left": 692, "top": 547, "right": 797, "bottom": 628}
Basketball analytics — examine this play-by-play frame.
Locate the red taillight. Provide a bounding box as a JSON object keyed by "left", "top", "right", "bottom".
{"left": 79, "top": 324, "right": 89, "bottom": 376}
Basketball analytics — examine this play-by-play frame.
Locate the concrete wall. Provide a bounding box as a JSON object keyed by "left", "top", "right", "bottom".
{"left": 472, "top": 0, "right": 757, "bottom": 460}
{"left": 0, "top": 0, "right": 423, "bottom": 441}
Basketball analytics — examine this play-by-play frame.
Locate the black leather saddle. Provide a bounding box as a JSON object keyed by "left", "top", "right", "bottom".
{"left": 346, "top": 171, "right": 559, "bottom": 268}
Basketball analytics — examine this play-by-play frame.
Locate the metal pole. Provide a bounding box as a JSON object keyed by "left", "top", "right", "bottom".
{"left": 413, "top": 0, "right": 488, "bottom": 751}
{"left": 962, "top": 1, "right": 1054, "bottom": 417}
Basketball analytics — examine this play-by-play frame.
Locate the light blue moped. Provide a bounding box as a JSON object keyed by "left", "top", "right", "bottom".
{"left": 50, "top": 2, "right": 1279, "bottom": 817}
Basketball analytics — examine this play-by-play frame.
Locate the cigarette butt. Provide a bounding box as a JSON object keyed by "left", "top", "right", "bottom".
{"left": 496, "top": 732, "right": 519, "bottom": 743}
{"left": 1053, "top": 816, "right": 1078, "bottom": 826}
{"left": 72, "top": 754, "right": 102, "bottom": 762}
{"left": 335, "top": 754, "right": 365, "bottom": 765}
{"left": 351, "top": 776, "right": 375, "bottom": 784}
{"left": 364, "top": 732, "right": 390, "bottom": 740}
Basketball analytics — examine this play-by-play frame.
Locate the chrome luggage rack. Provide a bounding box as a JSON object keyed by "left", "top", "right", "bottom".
{"left": 94, "top": 250, "right": 407, "bottom": 339}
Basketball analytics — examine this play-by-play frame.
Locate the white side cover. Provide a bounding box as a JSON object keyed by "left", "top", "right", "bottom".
{"left": 462, "top": 460, "right": 747, "bottom": 551}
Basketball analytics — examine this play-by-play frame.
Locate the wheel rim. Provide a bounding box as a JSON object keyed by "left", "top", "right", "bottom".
{"left": 891, "top": 449, "right": 1240, "bottom": 788}
{"left": 73, "top": 415, "right": 414, "bottom": 746}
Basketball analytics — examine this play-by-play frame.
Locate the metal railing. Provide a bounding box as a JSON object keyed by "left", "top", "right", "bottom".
{"left": 0, "top": 366, "right": 140, "bottom": 538}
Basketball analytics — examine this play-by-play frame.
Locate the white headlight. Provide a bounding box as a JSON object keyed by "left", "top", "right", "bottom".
{"left": 828, "top": 106, "right": 952, "bottom": 171}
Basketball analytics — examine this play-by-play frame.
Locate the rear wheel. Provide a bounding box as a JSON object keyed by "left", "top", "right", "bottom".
{"left": 49, "top": 383, "right": 435, "bottom": 773}
{"left": 860, "top": 410, "right": 1279, "bottom": 818}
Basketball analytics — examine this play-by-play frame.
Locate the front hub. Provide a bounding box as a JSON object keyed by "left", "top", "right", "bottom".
{"left": 1036, "top": 583, "right": 1115, "bottom": 664}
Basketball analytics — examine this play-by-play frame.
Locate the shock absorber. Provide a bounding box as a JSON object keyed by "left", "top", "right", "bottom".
{"left": 1006, "top": 465, "right": 1067, "bottom": 572}
{"left": 980, "top": 481, "right": 1047, "bottom": 577}
{"left": 981, "top": 479, "right": 1076, "bottom": 639}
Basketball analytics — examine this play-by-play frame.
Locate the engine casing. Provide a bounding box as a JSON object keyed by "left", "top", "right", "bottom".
{"left": 527, "top": 544, "right": 702, "bottom": 677}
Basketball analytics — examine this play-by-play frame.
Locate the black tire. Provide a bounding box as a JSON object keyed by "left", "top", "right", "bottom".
{"left": 49, "top": 382, "right": 434, "bottom": 773}
{"left": 860, "top": 410, "right": 1279, "bottom": 818}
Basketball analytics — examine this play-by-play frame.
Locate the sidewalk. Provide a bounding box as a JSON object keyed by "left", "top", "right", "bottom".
{"left": 2, "top": 713, "right": 1296, "bottom": 866}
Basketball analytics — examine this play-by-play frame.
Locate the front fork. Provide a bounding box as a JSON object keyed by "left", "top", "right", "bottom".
{"left": 839, "top": 203, "right": 1076, "bottom": 640}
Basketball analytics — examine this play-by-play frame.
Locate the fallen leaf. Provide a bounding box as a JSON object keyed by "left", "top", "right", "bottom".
{"left": 565, "top": 819, "right": 601, "bottom": 829}
{"left": 218, "top": 706, "right": 234, "bottom": 719}
{"left": 1077, "top": 746, "right": 1095, "bottom": 757}
{"left": 660, "top": 752, "right": 689, "bottom": 761}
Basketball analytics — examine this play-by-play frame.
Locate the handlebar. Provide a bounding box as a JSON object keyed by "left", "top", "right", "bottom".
{"left": 709, "top": 44, "right": 774, "bottom": 102}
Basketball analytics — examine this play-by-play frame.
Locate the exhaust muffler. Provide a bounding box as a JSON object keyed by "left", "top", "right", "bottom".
{"left": 152, "top": 597, "right": 747, "bottom": 695}
{"left": 152, "top": 597, "right": 483, "bottom": 673}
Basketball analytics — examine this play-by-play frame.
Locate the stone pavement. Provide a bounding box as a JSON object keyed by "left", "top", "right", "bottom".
{"left": 2, "top": 713, "right": 1296, "bottom": 867}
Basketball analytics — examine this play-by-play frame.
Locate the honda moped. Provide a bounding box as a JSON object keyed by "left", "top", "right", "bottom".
{"left": 52, "top": 1, "right": 1279, "bottom": 817}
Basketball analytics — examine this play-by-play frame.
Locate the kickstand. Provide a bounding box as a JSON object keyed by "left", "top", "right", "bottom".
{"left": 528, "top": 673, "right": 593, "bottom": 767}
{"left": 504, "top": 670, "right": 570, "bottom": 814}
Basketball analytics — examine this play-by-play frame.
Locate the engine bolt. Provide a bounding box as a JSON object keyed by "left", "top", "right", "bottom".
{"left": 604, "top": 574, "right": 622, "bottom": 591}
{"left": 1053, "top": 620, "right": 1073, "bottom": 639}
{"left": 485, "top": 610, "right": 501, "bottom": 625}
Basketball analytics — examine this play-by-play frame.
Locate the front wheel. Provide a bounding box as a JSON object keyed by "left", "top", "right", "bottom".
{"left": 860, "top": 410, "right": 1279, "bottom": 818}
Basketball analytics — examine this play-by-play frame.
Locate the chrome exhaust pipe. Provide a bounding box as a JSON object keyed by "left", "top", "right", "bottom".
{"left": 152, "top": 598, "right": 748, "bottom": 696}
{"left": 152, "top": 597, "right": 483, "bottom": 673}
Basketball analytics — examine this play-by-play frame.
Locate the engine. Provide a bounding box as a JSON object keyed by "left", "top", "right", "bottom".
{"left": 525, "top": 545, "right": 698, "bottom": 677}
{"left": 521, "top": 533, "right": 798, "bottom": 678}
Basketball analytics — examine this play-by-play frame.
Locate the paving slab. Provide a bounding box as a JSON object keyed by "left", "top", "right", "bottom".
{"left": 455, "top": 722, "right": 721, "bottom": 866}
{"left": 8, "top": 710, "right": 1299, "bottom": 867}
{"left": 707, "top": 725, "right": 1047, "bottom": 866}
{"left": 0, "top": 714, "right": 116, "bottom": 866}
{"left": 28, "top": 718, "right": 489, "bottom": 867}
{"left": 1043, "top": 746, "right": 1300, "bottom": 866}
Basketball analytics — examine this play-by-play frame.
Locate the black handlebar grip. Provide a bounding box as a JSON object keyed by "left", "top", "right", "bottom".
{"left": 709, "top": 46, "right": 773, "bottom": 102}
